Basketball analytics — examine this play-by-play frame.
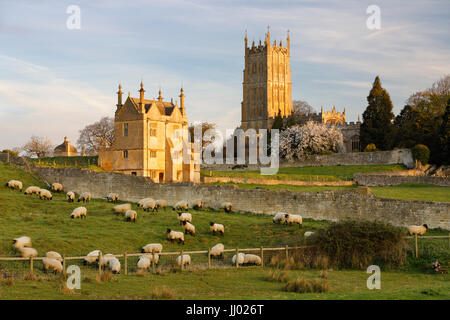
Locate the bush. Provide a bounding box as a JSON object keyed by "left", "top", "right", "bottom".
{"left": 310, "top": 220, "right": 408, "bottom": 269}
{"left": 1, "top": 149, "right": 18, "bottom": 157}
{"left": 411, "top": 144, "right": 430, "bottom": 165}
{"left": 284, "top": 278, "right": 329, "bottom": 293}
{"left": 364, "top": 143, "right": 377, "bottom": 152}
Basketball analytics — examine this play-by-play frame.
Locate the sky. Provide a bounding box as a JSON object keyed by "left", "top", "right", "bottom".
{"left": 0, "top": 0, "right": 449, "bottom": 150}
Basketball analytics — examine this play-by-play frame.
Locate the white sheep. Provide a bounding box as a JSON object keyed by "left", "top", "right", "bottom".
{"left": 51, "top": 182, "right": 63, "bottom": 192}
{"left": 284, "top": 214, "right": 302, "bottom": 228}
{"left": 107, "top": 192, "right": 119, "bottom": 203}
{"left": 138, "top": 197, "right": 154, "bottom": 207}
{"left": 84, "top": 250, "right": 102, "bottom": 265}
{"left": 24, "top": 186, "right": 40, "bottom": 196}
{"left": 173, "top": 200, "right": 189, "bottom": 212}
{"left": 209, "top": 243, "right": 224, "bottom": 258}
{"left": 232, "top": 253, "right": 245, "bottom": 265}
{"left": 42, "top": 258, "right": 63, "bottom": 273}
{"left": 137, "top": 254, "right": 160, "bottom": 269}
{"left": 304, "top": 231, "right": 315, "bottom": 238}
{"left": 5, "top": 180, "right": 22, "bottom": 191}
{"left": 12, "top": 236, "right": 32, "bottom": 249}
{"left": 191, "top": 199, "right": 204, "bottom": 210}
{"left": 243, "top": 254, "right": 262, "bottom": 266}
{"left": 408, "top": 224, "right": 428, "bottom": 236}
{"left": 182, "top": 221, "right": 196, "bottom": 236}
{"left": 78, "top": 192, "right": 91, "bottom": 203}
{"left": 142, "top": 200, "right": 157, "bottom": 212}
{"left": 125, "top": 210, "right": 137, "bottom": 222}
{"left": 221, "top": 201, "right": 232, "bottom": 212}
{"left": 19, "top": 247, "right": 38, "bottom": 258}
{"left": 108, "top": 257, "right": 121, "bottom": 274}
{"left": 71, "top": 206, "right": 87, "bottom": 219}
{"left": 113, "top": 203, "right": 131, "bottom": 214}
{"left": 166, "top": 228, "right": 185, "bottom": 244}
{"left": 66, "top": 191, "right": 75, "bottom": 202}
{"left": 38, "top": 188, "right": 53, "bottom": 200}
{"left": 176, "top": 254, "right": 191, "bottom": 267}
{"left": 273, "top": 212, "right": 287, "bottom": 224}
{"left": 99, "top": 253, "right": 114, "bottom": 268}
{"left": 141, "top": 243, "right": 163, "bottom": 253}
{"left": 177, "top": 212, "right": 192, "bottom": 224}
{"left": 210, "top": 222, "right": 224, "bottom": 235}
{"left": 156, "top": 199, "right": 167, "bottom": 209}
{"left": 46, "top": 251, "right": 63, "bottom": 262}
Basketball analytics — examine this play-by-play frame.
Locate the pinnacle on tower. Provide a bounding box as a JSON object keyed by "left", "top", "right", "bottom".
{"left": 158, "top": 88, "right": 163, "bottom": 102}
{"left": 179, "top": 87, "right": 185, "bottom": 116}
{"left": 139, "top": 80, "right": 145, "bottom": 107}
{"left": 117, "top": 83, "right": 123, "bottom": 108}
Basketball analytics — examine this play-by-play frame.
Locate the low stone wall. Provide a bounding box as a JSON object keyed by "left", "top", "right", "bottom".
{"left": 354, "top": 173, "right": 450, "bottom": 187}
{"left": 202, "top": 176, "right": 354, "bottom": 186}
{"left": 32, "top": 166, "right": 450, "bottom": 230}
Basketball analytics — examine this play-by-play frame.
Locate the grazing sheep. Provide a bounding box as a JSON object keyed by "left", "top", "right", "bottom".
{"left": 408, "top": 224, "right": 428, "bottom": 236}
{"left": 272, "top": 212, "right": 287, "bottom": 224}
{"left": 284, "top": 214, "right": 302, "bottom": 227}
{"left": 107, "top": 192, "right": 119, "bottom": 203}
{"left": 173, "top": 200, "right": 189, "bottom": 212}
{"left": 71, "top": 206, "right": 87, "bottom": 219}
{"left": 156, "top": 199, "right": 167, "bottom": 209}
{"left": 177, "top": 212, "right": 192, "bottom": 224}
{"left": 137, "top": 254, "right": 160, "bottom": 269}
{"left": 113, "top": 203, "right": 131, "bottom": 214}
{"left": 5, "top": 180, "right": 22, "bottom": 191}
{"left": 84, "top": 250, "right": 102, "bottom": 265}
{"left": 24, "top": 186, "right": 40, "bottom": 196}
{"left": 78, "top": 192, "right": 91, "bottom": 203}
{"left": 210, "top": 222, "right": 224, "bottom": 235}
{"left": 432, "top": 260, "right": 448, "bottom": 274}
{"left": 46, "top": 251, "right": 63, "bottom": 262}
{"left": 209, "top": 243, "right": 224, "bottom": 258}
{"left": 12, "top": 236, "right": 32, "bottom": 249}
{"left": 19, "top": 247, "right": 38, "bottom": 258}
{"left": 51, "top": 182, "right": 63, "bottom": 192}
{"left": 42, "top": 258, "right": 63, "bottom": 273}
{"left": 243, "top": 254, "right": 262, "bottom": 266}
{"left": 108, "top": 257, "right": 121, "bottom": 274}
{"left": 176, "top": 254, "right": 191, "bottom": 267}
{"left": 182, "top": 221, "right": 196, "bottom": 236}
{"left": 99, "top": 253, "right": 114, "bottom": 268}
{"left": 221, "top": 202, "right": 232, "bottom": 213}
{"left": 191, "top": 199, "right": 204, "bottom": 210}
{"left": 232, "top": 253, "right": 245, "bottom": 265}
{"left": 138, "top": 197, "right": 154, "bottom": 207}
{"left": 142, "top": 200, "right": 157, "bottom": 212}
{"left": 304, "top": 231, "right": 315, "bottom": 238}
{"left": 125, "top": 210, "right": 137, "bottom": 222}
{"left": 166, "top": 228, "right": 185, "bottom": 244}
{"left": 66, "top": 191, "right": 75, "bottom": 202}
{"left": 141, "top": 243, "right": 163, "bottom": 253}
{"left": 38, "top": 189, "right": 53, "bottom": 200}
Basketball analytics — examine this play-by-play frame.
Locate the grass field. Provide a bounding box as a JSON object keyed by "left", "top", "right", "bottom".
{"left": 371, "top": 183, "right": 450, "bottom": 203}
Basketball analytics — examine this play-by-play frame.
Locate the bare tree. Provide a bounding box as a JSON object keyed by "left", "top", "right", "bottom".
{"left": 77, "top": 116, "right": 114, "bottom": 155}
{"left": 22, "top": 136, "right": 53, "bottom": 158}
{"left": 188, "top": 121, "right": 217, "bottom": 148}
{"left": 293, "top": 100, "right": 315, "bottom": 118}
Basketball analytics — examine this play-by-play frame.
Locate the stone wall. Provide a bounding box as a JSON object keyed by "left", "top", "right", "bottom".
{"left": 354, "top": 173, "right": 450, "bottom": 187}
{"left": 202, "top": 176, "right": 353, "bottom": 186}
{"left": 33, "top": 166, "right": 450, "bottom": 230}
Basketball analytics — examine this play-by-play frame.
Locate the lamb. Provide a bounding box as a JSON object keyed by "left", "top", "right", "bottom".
{"left": 243, "top": 254, "right": 262, "bottom": 266}
{"left": 176, "top": 254, "right": 191, "bottom": 267}
{"left": 71, "top": 206, "right": 87, "bottom": 219}
{"left": 19, "top": 247, "right": 38, "bottom": 258}
{"left": 66, "top": 191, "right": 75, "bottom": 202}
{"left": 137, "top": 254, "right": 159, "bottom": 269}
{"left": 42, "top": 258, "right": 63, "bottom": 273}
{"left": 78, "top": 192, "right": 91, "bottom": 203}
{"left": 12, "top": 236, "right": 32, "bottom": 249}
{"left": 113, "top": 203, "right": 131, "bottom": 214}
{"left": 125, "top": 210, "right": 137, "bottom": 222}
{"left": 272, "top": 212, "right": 287, "bottom": 224}
{"left": 284, "top": 214, "right": 302, "bottom": 227}
{"left": 51, "top": 182, "right": 63, "bottom": 192}
{"left": 166, "top": 228, "right": 185, "bottom": 244}
{"left": 141, "top": 243, "right": 163, "bottom": 253}
{"left": 304, "top": 231, "right": 315, "bottom": 238}
{"left": 191, "top": 199, "right": 204, "bottom": 210}
{"left": 84, "top": 250, "right": 102, "bottom": 265}
{"left": 232, "top": 253, "right": 245, "bottom": 265}
{"left": 108, "top": 257, "right": 121, "bottom": 274}
{"left": 46, "top": 251, "right": 63, "bottom": 262}
{"left": 210, "top": 222, "right": 224, "bottom": 235}
{"left": 24, "top": 186, "right": 40, "bottom": 195}
{"left": 5, "top": 180, "right": 22, "bottom": 191}
{"left": 220, "top": 201, "right": 232, "bottom": 213}
{"left": 172, "top": 200, "right": 189, "bottom": 212}
{"left": 156, "top": 199, "right": 167, "bottom": 209}
{"left": 99, "top": 253, "right": 115, "bottom": 268}
{"left": 142, "top": 199, "right": 157, "bottom": 212}
{"left": 182, "top": 221, "right": 196, "bottom": 236}
{"left": 177, "top": 212, "right": 192, "bottom": 224}
{"left": 209, "top": 243, "right": 224, "bottom": 258}
{"left": 107, "top": 192, "right": 119, "bottom": 203}
{"left": 38, "top": 188, "right": 53, "bottom": 200}
{"left": 408, "top": 224, "right": 428, "bottom": 236}
{"left": 138, "top": 197, "right": 154, "bottom": 207}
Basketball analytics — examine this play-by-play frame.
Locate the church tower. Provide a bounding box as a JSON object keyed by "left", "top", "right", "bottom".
{"left": 241, "top": 29, "right": 293, "bottom": 131}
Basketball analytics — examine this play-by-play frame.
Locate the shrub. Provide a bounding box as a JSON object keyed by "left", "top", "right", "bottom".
{"left": 264, "top": 270, "right": 290, "bottom": 283}
{"left": 152, "top": 286, "right": 176, "bottom": 300}
{"left": 284, "top": 278, "right": 329, "bottom": 293}
{"left": 364, "top": 143, "right": 377, "bottom": 152}
{"left": 411, "top": 144, "right": 430, "bottom": 165}
{"left": 1, "top": 149, "right": 18, "bottom": 157}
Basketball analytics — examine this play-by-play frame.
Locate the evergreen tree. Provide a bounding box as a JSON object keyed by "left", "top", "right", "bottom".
{"left": 360, "top": 76, "right": 395, "bottom": 150}
{"left": 393, "top": 105, "right": 421, "bottom": 148}
{"left": 271, "top": 113, "right": 284, "bottom": 130}
{"left": 285, "top": 114, "right": 297, "bottom": 128}
{"left": 435, "top": 99, "right": 450, "bottom": 164}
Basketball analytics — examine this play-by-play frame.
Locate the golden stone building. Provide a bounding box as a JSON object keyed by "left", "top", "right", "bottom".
{"left": 54, "top": 137, "right": 78, "bottom": 156}
{"left": 241, "top": 29, "right": 293, "bottom": 131}
{"left": 98, "top": 82, "right": 200, "bottom": 183}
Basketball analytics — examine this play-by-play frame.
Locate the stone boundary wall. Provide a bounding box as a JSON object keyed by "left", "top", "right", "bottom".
{"left": 32, "top": 166, "right": 450, "bottom": 230}
{"left": 354, "top": 173, "right": 450, "bottom": 187}
{"left": 202, "top": 176, "right": 354, "bottom": 186}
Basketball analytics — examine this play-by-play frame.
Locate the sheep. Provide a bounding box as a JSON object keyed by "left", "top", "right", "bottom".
{"left": 19, "top": 247, "right": 38, "bottom": 258}
{"left": 232, "top": 253, "right": 245, "bottom": 265}
{"left": 138, "top": 197, "right": 154, "bottom": 207}
{"left": 78, "top": 192, "right": 91, "bottom": 203}
{"left": 137, "top": 254, "right": 160, "bottom": 269}
{"left": 108, "top": 257, "right": 121, "bottom": 274}
{"left": 191, "top": 199, "right": 204, "bottom": 210}
{"left": 209, "top": 243, "right": 224, "bottom": 258}
{"left": 272, "top": 212, "right": 287, "bottom": 224}
{"left": 408, "top": 224, "right": 428, "bottom": 236}
{"left": 66, "top": 191, "right": 75, "bottom": 202}
{"left": 210, "top": 222, "right": 224, "bottom": 235}
{"left": 125, "top": 210, "right": 137, "bottom": 222}
{"left": 113, "top": 203, "right": 131, "bottom": 214}
{"left": 38, "top": 188, "right": 53, "bottom": 200}
{"left": 71, "top": 206, "right": 87, "bottom": 219}
{"left": 142, "top": 199, "right": 157, "bottom": 212}
{"left": 42, "top": 258, "right": 63, "bottom": 273}
{"left": 166, "top": 228, "right": 185, "bottom": 244}
{"left": 177, "top": 212, "right": 192, "bottom": 224}
{"left": 176, "top": 254, "right": 191, "bottom": 267}
{"left": 107, "top": 192, "right": 119, "bottom": 203}
{"left": 24, "top": 186, "right": 40, "bottom": 196}
{"left": 156, "top": 199, "right": 167, "bottom": 210}
{"left": 220, "top": 201, "right": 232, "bottom": 213}
{"left": 243, "top": 254, "right": 262, "bottom": 266}
{"left": 99, "top": 253, "right": 114, "bottom": 268}
{"left": 141, "top": 243, "right": 163, "bottom": 253}
{"left": 182, "top": 221, "right": 196, "bottom": 236}
{"left": 51, "top": 182, "right": 63, "bottom": 192}
{"left": 46, "top": 251, "right": 63, "bottom": 262}
{"left": 12, "top": 236, "right": 32, "bottom": 249}
{"left": 304, "top": 231, "right": 315, "bottom": 238}
{"left": 5, "top": 180, "right": 22, "bottom": 191}
{"left": 84, "top": 250, "right": 102, "bottom": 265}
{"left": 284, "top": 214, "right": 302, "bottom": 228}
{"left": 172, "top": 200, "right": 189, "bottom": 212}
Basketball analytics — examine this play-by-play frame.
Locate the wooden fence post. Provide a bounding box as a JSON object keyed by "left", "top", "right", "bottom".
{"left": 285, "top": 245, "right": 289, "bottom": 261}
{"left": 152, "top": 251, "right": 156, "bottom": 274}
{"left": 62, "top": 255, "right": 66, "bottom": 277}
{"left": 30, "top": 257, "right": 34, "bottom": 275}
{"left": 180, "top": 250, "right": 183, "bottom": 271}
{"left": 98, "top": 252, "right": 102, "bottom": 275}
{"left": 207, "top": 248, "right": 211, "bottom": 269}
{"left": 124, "top": 253, "right": 128, "bottom": 275}
{"left": 235, "top": 248, "right": 239, "bottom": 269}
{"left": 415, "top": 234, "right": 418, "bottom": 258}
{"left": 260, "top": 247, "right": 264, "bottom": 267}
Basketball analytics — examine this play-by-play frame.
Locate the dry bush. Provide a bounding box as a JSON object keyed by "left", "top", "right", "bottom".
{"left": 319, "top": 270, "right": 328, "bottom": 279}
{"left": 0, "top": 273, "right": 15, "bottom": 286}
{"left": 269, "top": 248, "right": 329, "bottom": 270}
{"left": 264, "top": 270, "right": 290, "bottom": 283}
{"left": 284, "top": 278, "right": 329, "bottom": 293}
{"left": 96, "top": 271, "right": 112, "bottom": 283}
{"left": 60, "top": 281, "right": 75, "bottom": 295}
{"left": 24, "top": 272, "right": 36, "bottom": 281}
{"left": 151, "top": 286, "right": 177, "bottom": 300}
